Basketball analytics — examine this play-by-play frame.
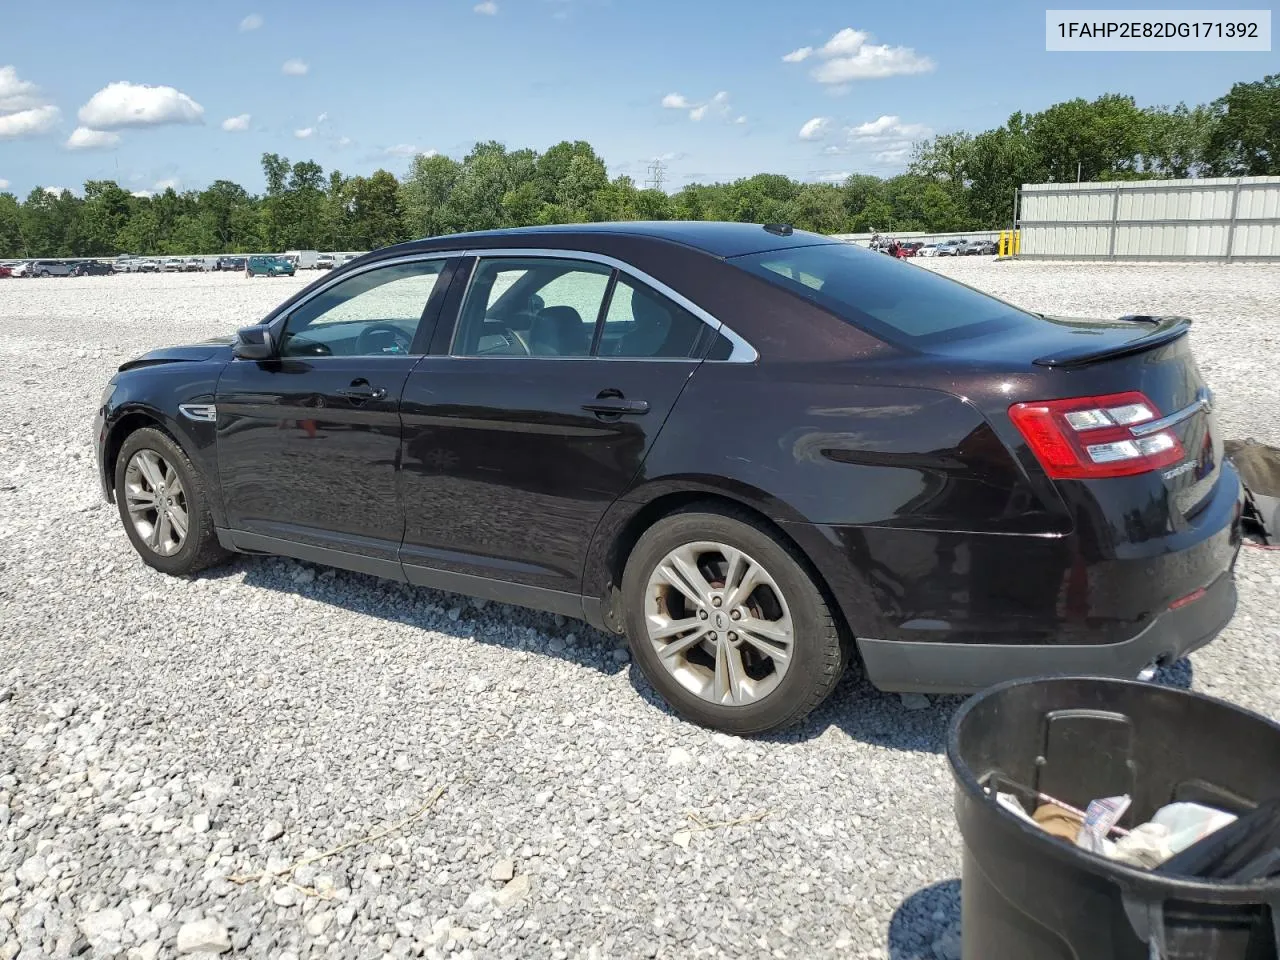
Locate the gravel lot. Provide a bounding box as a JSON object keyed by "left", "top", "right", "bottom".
{"left": 2, "top": 262, "right": 1279, "bottom": 960}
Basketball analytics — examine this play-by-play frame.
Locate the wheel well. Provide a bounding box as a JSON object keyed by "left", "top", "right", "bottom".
{"left": 600, "top": 492, "right": 853, "bottom": 650}
{"left": 103, "top": 411, "right": 168, "bottom": 496}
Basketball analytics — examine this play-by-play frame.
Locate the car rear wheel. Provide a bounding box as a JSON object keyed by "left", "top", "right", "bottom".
{"left": 114, "top": 427, "right": 231, "bottom": 576}
{"left": 622, "top": 506, "right": 846, "bottom": 735}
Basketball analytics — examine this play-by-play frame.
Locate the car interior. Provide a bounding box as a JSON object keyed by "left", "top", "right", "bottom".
{"left": 454, "top": 259, "right": 703, "bottom": 360}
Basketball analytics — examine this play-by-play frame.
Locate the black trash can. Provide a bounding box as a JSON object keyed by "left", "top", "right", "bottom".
{"left": 947, "top": 676, "right": 1280, "bottom": 959}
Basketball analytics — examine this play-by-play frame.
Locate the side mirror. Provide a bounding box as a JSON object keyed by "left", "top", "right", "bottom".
{"left": 233, "top": 324, "right": 275, "bottom": 360}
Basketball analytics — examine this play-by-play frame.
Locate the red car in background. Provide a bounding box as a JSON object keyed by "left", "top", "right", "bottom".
{"left": 0, "top": 264, "right": 13, "bottom": 279}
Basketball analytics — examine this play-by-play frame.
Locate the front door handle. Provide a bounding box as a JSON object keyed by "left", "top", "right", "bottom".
{"left": 337, "top": 380, "right": 387, "bottom": 401}
{"left": 582, "top": 398, "right": 650, "bottom": 416}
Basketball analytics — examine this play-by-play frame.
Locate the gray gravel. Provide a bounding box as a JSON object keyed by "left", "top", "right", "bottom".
{"left": 1, "top": 264, "right": 1278, "bottom": 960}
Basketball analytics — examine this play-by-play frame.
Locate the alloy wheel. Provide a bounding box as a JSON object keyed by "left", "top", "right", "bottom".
{"left": 643, "top": 541, "right": 794, "bottom": 706}
{"left": 123, "top": 449, "right": 189, "bottom": 557}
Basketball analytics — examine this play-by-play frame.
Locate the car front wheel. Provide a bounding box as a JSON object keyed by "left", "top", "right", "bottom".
{"left": 622, "top": 506, "right": 846, "bottom": 735}
{"left": 114, "top": 427, "right": 231, "bottom": 576}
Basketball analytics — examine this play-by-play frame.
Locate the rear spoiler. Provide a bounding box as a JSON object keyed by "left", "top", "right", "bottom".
{"left": 1033, "top": 315, "right": 1192, "bottom": 368}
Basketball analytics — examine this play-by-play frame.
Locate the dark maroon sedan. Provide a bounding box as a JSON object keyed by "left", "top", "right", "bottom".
{"left": 94, "top": 222, "right": 1241, "bottom": 733}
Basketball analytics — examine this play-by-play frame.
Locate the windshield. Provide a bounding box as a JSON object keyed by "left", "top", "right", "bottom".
{"left": 729, "top": 242, "right": 1041, "bottom": 346}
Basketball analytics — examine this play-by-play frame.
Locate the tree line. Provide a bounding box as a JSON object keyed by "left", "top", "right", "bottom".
{"left": 1, "top": 73, "right": 1274, "bottom": 258}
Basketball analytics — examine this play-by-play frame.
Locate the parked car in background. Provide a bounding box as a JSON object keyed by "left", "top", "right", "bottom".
{"left": 72, "top": 260, "right": 115, "bottom": 276}
{"left": 900, "top": 242, "right": 923, "bottom": 258}
{"left": 183, "top": 258, "right": 205, "bottom": 272}
{"left": 969, "top": 239, "right": 999, "bottom": 256}
{"left": 10, "top": 261, "right": 32, "bottom": 277}
{"left": 92, "top": 222, "right": 1243, "bottom": 735}
{"left": 161, "top": 258, "right": 185, "bottom": 273}
{"left": 934, "top": 240, "right": 965, "bottom": 257}
{"left": 284, "top": 249, "right": 320, "bottom": 270}
{"left": 916, "top": 245, "right": 939, "bottom": 258}
{"left": 0, "top": 264, "right": 12, "bottom": 279}
{"left": 316, "top": 253, "right": 336, "bottom": 270}
{"left": 216, "top": 256, "right": 248, "bottom": 272}
{"left": 245, "top": 255, "right": 296, "bottom": 277}
{"left": 27, "top": 259, "right": 76, "bottom": 277}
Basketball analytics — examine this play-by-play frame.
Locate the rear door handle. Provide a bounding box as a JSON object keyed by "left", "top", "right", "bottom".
{"left": 582, "top": 398, "right": 650, "bottom": 416}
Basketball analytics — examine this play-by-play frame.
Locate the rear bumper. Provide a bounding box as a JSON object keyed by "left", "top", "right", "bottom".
{"left": 858, "top": 568, "right": 1237, "bottom": 694}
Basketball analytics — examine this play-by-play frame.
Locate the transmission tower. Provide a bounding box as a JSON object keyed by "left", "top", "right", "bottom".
{"left": 645, "top": 159, "right": 667, "bottom": 191}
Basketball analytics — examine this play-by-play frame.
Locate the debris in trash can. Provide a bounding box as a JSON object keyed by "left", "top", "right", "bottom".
{"left": 994, "top": 792, "right": 1040, "bottom": 827}
{"left": 1075, "top": 795, "right": 1132, "bottom": 855}
{"left": 1149, "top": 802, "right": 1238, "bottom": 854}
{"left": 1111, "top": 823, "right": 1174, "bottom": 868}
{"left": 1156, "top": 798, "right": 1280, "bottom": 881}
{"left": 1033, "top": 803, "right": 1084, "bottom": 843}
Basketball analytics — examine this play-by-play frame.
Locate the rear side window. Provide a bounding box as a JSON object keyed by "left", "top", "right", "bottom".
{"left": 598, "top": 277, "right": 705, "bottom": 359}
{"left": 730, "top": 243, "right": 1040, "bottom": 345}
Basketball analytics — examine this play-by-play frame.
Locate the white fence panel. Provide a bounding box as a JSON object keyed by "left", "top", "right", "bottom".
{"left": 1017, "top": 176, "right": 1280, "bottom": 261}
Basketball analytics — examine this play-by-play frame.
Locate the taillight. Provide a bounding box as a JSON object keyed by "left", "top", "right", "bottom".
{"left": 1009, "top": 391, "right": 1184, "bottom": 479}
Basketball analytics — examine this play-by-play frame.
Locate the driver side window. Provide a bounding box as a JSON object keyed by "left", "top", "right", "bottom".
{"left": 279, "top": 259, "right": 444, "bottom": 358}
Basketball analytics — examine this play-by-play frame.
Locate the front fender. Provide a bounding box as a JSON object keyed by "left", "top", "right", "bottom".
{"left": 98, "top": 365, "right": 225, "bottom": 525}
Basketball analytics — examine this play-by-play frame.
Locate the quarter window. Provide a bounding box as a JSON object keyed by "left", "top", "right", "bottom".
{"left": 279, "top": 260, "right": 444, "bottom": 358}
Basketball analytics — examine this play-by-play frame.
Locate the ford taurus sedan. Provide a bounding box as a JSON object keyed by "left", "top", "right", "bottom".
{"left": 95, "top": 222, "right": 1242, "bottom": 734}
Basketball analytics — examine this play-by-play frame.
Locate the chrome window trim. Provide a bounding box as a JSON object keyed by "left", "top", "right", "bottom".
{"left": 264, "top": 252, "right": 455, "bottom": 357}
{"left": 450, "top": 247, "right": 758, "bottom": 363}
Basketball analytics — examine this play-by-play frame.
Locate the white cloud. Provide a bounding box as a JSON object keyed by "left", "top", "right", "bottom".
{"left": 281, "top": 59, "right": 309, "bottom": 76}
{"left": 239, "top": 13, "right": 263, "bottom": 30}
{"left": 316, "top": 112, "right": 328, "bottom": 123}
{"left": 0, "top": 65, "right": 44, "bottom": 112}
{"left": 294, "top": 127, "right": 314, "bottom": 139}
{"left": 131, "top": 189, "right": 153, "bottom": 198}
{"left": 849, "top": 115, "right": 931, "bottom": 139}
{"left": 685, "top": 90, "right": 731, "bottom": 123}
{"left": 66, "top": 126, "right": 121, "bottom": 150}
{"left": 661, "top": 93, "right": 690, "bottom": 109}
{"left": 874, "top": 147, "right": 911, "bottom": 164}
{"left": 784, "top": 27, "right": 934, "bottom": 84}
{"left": 221, "top": 113, "right": 251, "bottom": 131}
{"left": 0, "top": 104, "right": 61, "bottom": 139}
{"left": 78, "top": 82, "right": 204, "bottom": 129}
{"left": 336, "top": 136, "right": 353, "bottom": 148}
{"left": 817, "top": 171, "right": 850, "bottom": 183}
{"left": 384, "top": 144, "right": 434, "bottom": 158}
{"left": 734, "top": 115, "right": 746, "bottom": 124}
{"left": 798, "top": 116, "right": 830, "bottom": 140}
{"left": 0, "top": 179, "right": 8, "bottom": 190}
{"left": 153, "top": 178, "right": 179, "bottom": 192}
{"left": 474, "top": 0, "right": 498, "bottom": 12}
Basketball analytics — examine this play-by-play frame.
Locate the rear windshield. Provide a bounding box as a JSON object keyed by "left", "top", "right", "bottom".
{"left": 730, "top": 242, "right": 1040, "bottom": 346}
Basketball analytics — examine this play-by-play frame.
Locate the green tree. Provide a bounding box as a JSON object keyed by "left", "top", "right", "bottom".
{"left": 785, "top": 183, "right": 847, "bottom": 234}
{"left": 1207, "top": 73, "right": 1280, "bottom": 175}
{"left": 1145, "top": 103, "right": 1214, "bottom": 177}
{"left": 400, "top": 153, "right": 462, "bottom": 238}
{"left": 0, "top": 193, "right": 24, "bottom": 257}
{"left": 347, "top": 170, "right": 406, "bottom": 249}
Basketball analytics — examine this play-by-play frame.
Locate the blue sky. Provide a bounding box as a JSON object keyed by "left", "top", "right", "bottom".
{"left": 0, "top": 1, "right": 1272, "bottom": 197}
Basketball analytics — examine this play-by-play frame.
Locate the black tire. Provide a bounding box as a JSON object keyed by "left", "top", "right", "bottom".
{"left": 113, "top": 426, "right": 231, "bottom": 576}
{"left": 621, "top": 505, "right": 846, "bottom": 735}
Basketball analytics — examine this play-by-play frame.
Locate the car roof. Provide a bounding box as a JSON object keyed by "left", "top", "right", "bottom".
{"left": 391, "top": 221, "right": 836, "bottom": 260}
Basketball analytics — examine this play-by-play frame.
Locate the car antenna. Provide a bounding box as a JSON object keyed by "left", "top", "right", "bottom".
{"left": 762, "top": 223, "right": 793, "bottom": 236}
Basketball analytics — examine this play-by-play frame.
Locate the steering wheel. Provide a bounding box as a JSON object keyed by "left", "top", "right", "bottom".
{"left": 502, "top": 326, "right": 532, "bottom": 356}
{"left": 356, "top": 322, "right": 413, "bottom": 355}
